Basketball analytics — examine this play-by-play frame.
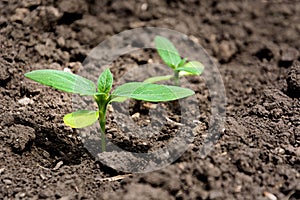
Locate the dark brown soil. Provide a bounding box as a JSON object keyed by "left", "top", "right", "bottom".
{"left": 1, "top": 0, "right": 299, "bottom": 199}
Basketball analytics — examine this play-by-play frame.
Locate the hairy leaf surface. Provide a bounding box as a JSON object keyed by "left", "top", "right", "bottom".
{"left": 25, "top": 70, "right": 96, "bottom": 95}
{"left": 155, "top": 36, "right": 182, "bottom": 68}
{"left": 112, "top": 82, "right": 194, "bottom": 102}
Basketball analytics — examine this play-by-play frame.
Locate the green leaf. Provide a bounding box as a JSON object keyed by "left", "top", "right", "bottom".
{"left": 109, "top": 96, "right": 128, "bottom": 103}
{"left": 97, "top": 68, "right": 113, "bottom": 94}
{"left": 155, "top": 36, "right": 182, "bottom": 68}
{"left": 63, "top": 110, "right": 99, "bottom": 128}
{"left": 178, "top": 58, "right": 187, "bottom": 67}
{"left": 112, "top": 82, "right": 194, "bottom": 102}
{"left": 25, "top": 70, "right": 96, "bottom": 95}
{"left": 143, "top": 75, "right": 173, "bottom": 83}
{"left": 177, "top": 61, "right": 205, "bottom": 76}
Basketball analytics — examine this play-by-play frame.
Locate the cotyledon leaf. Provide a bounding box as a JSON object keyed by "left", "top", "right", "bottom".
{"left": 112, "top": 82, "right": 194, "bottom": 102}
{"left": 63, "top": 110, "right": 99, "bottom": 128}
{"left": 178, "top": 61, "right": 205, "bottom": 76}
{"left": 155, "top": 36, "right": 182, "bottom": 68}
{"left": 25, "top": 69, "right": 96, "bottom": 95}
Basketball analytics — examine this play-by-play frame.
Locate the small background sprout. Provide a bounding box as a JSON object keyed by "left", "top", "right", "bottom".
{"left": 144, "top": 35, "right": 205, "bottom": 85}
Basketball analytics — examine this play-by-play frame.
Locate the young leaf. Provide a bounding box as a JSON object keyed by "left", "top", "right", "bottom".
{"left": 177, "top": 61, "right": 205, "bottom": 76}
{"left": 97, "top": 68, "right": 113, "bottom": 94}
{"left": 155, "top": 36, "right": 182, "bottom": 68}
{"left": 112, "top": 82, "right": 194, "bottom": 102}
{"left": 63, "top": 110, "right": 99, "bottom": 128}
{"left": 143, "top": 75, "right": 173, "bottom": 83}
{"left": 25, "top": 70, "right": 96, "bottom": 95}
{"left": 178, "top": 58, "right": 187, "bottom": 67}
{"left": 109, "top": 96, "right": 128, "bottom": 103}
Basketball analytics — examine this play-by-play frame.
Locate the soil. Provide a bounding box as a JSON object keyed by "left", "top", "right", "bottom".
{"left": 0, "top": 0, "right": 299, "bottom": 199}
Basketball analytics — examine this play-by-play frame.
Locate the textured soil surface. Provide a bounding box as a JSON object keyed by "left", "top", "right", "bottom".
{"left": 1, "top": 0, "right": 300, "bottom": 199}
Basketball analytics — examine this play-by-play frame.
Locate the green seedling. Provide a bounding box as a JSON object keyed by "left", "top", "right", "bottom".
{"left": 144, "top": 35, "right": 205, "bottom": 85}
{"left": 25, "top": 68, "right": 194, "bottom": 151}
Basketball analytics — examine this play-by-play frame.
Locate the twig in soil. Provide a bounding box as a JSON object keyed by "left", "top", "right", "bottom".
{"left": 73, "top": 185, "right": 79, "bottom": 193}
{"left": 165, "top": 116, "right": 183, "bottom": 126}
{"left": 36, "top": 164, "right": 51, "bottom": 171}
{"left": 53, "top": 161, "right": 63, "bottom": 170}
{"left": 97, "top": 174, "right": 133, "bottom": 182}
{"left": 39, "top": 173, "right": 47, "bottom": 180}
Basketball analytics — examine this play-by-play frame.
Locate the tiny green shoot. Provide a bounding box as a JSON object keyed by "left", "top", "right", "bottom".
{"left": 144, "top": 35, "right": 205, "bottom": 85}
{"left": 24, "top": 68, "right": 195, "bottom": 152}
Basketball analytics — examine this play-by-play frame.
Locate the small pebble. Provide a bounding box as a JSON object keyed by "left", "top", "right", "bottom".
{"left": 19, "top": 192, "right": 26, "bottom": 198}
{"left": 264, "top": 191, "right": 277, "bottom": 200}
{"left": 275, "top": 147, "right": 285, "bottom": 154}
{"left": 107, "top": 105, "right": 114, "bottom": 112}
{"left": 10, "top": 8, "right": 29, "bottom": 22}
{"left": 192, "top": 120, "right": 201, "bottom": 124}
{"left": 63, "top": 68, "right": 72, "bottom": 73}
{"left": 18, "top": 97, "right": 33, "bottom": 105}
{"left": 68, "top": 62, "right": 82, "bottom": 73}
{"left": 143, "top": 102, "right": 157, "bottom": 109}
{"left": 131, "top": 112, "right": 140, "bottom": 120}
{"left": 3, "top": 179, "right": 12, "bottom": 185}
{"left": 280, "top": 47, "right": 299, "bottom": 62}
{"left": 141, "top": 3, "right": 148, "bottom": 11}
{"left": 57, "top": 37, "right": 65, "bottom": 47}
{"left": 22, "top": 0, "right": 41, "bottom": 8}
{"left": 234, "top": 185, "right": 242, "bottom": 193}
{"left": 215, "top": 40, "right": 237, "bottom": 63}
{"left": 189, "top": 35, "right": 200, "bottom": 44}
